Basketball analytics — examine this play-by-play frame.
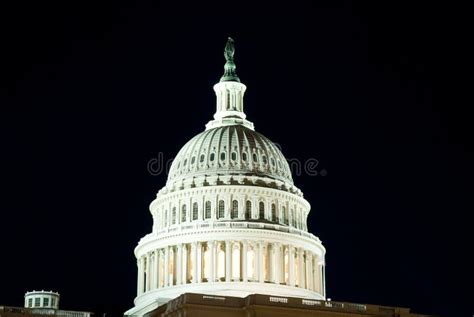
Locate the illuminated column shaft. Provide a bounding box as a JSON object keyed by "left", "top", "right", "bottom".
{"left": 182, "top": 244, "right": 188, "bottom": 283}
{"left": 136, "top": 258, "right": 142, "bottom": 295}
{"left": 242, "top": 240, "right": 248, "bottom": 282}
{"left": 164, "top": 247, "right": 169, "bottom": 287}
{"left": 155, "top": 250, "right": 160, "bottom": 289}
{"left": 197, "top": 242, "right": 203, "bottom": 283}
{"left": 305, "top": 251, "right": 311, "bottom": 290}
{"left": 289, "top": 246, "right": 295, "bottom": 287}
{"left": 177, "top": 244, "right": 183, "bottom": 285}
{"left": 209, "top": 241, "right": 215, "bottom": 282}
{"left": 258, "top": 241, "right": 264, "bottom": 283}
{"left": 274, "top": 243, "right": 281, "bottom": 284}
{"left": 225, "top": 241, "right": 231, "bottom": 282}
{"left": 192, "top": 242, "right": 198, "bottom": 283}
{"left": 298, "top": 248, "right": 304, "bottom": 288}
{"left": 145, "top": 253, "right": 150, "bottom": 292}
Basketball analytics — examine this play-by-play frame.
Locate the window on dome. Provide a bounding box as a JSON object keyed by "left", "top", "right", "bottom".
{"left": 172, "top": 207, "right": 176, "bottom": 225}
{"left": 262, "top": 155, "right": 267, "bottom": 164}
{"left": 34, "top": 298, "right": 40, "bottom": 307}
{"left": 259, "top": 201, "right": 265, "bottom": 219}
{"left": 184, "top": 159, "right": 187, "bottom": 166}
{"left": 191, "top": 156, "right": 195, "bottom": 164}
{"left": 271, "top": 157, "right": 275, "bottom": 166}
{"left": 220, "top": 152, "right": 226, "bottom": 161}
{"left": 245, "top": 200, "right": 252, "bottom": 219}
{"left": 231, "top": 200, "right": 238, "bottom": 219}
{"left": 205, "top": 201, "right": 211, "bottom": 219}
{"left": 192, "top": 202, "right": 198, "bottom": 220}
{"left": 51, "top": 298, "right": 56, "bottom": 307}
{"left": 231, "top": 152, "right": 237, "bottom": 161}
{"left": 218, "top": 200, "right": 225, "bottom": 219}
{"left": 271, "top": 204, "right": 277, "bottom": 222}
{"left": 181, "top": 205, "right": 186, "bottom": 222}
{"left": 210, "top": 153, "right": 215, "bottom": 161}
{"left": 43, "top": 298, "right": 49, "bottom": 307}
{"left": 200, "top": 154, "right": 205, "bottom": 163}
{"left": 253, "top": 153, "right": 258, "bottom": 162}
{"left": 28, "top": 298, "right": 32, "bottom": 307}
{"left": 242, "top": 152, "right": 247, "bottom": 161}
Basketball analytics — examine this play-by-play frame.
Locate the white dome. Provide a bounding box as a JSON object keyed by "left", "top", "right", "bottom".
{"left": 167, "top": 125, "right": 293, "bottom": 187}
{"left": 126, "top": 38, "right": 325, "bottom": 317}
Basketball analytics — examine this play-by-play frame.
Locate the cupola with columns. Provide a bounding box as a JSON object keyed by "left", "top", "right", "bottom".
{"left": 126, "top": 38, "right": 326, "bottom": 317}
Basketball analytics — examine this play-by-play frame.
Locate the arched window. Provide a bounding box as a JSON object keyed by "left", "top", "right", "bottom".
{"left": 253, "top": 153, "right": 258, "bottom": 162}
{"left": 192, "top": 202, "right": 198, "bottom": 220}
{"left": 231, "top": 200, "right": 238, "bottom": 219}
{"left": 200, "top": 154, "right": 205, "bottom": 163}
{"left": 218, "top": 200, "right": 225, "bottom": 219}
{"left": 205, "top": 201, "right": 211, "bottom": 219}
{"left": 231, "top": 152, "right": 237, "bottom": 161}
{"left": 259, "top": 201, "right": 265, "bottom": 219}
{"left": 242, "top": 152, "right": 247, "bottom": 162}
{"left": 245, "top": 200, "right": 252, "bottom": 219}
{"left": 220, "top": 152, "right": 226, "bottom": 161}
{"left": 210, "top": 153, "right": 215, "bottom": 162}
{"left": 181, "top": 205, "right": 186, "bottom": 222}
{"left": 271, "top": 203, "right": 277, "bottom": 222}
{"left": 172, "top": 207, "right": 176, "bottom": 225}
{"left": 191, "top": 156, "right": 195, "bottom": 165}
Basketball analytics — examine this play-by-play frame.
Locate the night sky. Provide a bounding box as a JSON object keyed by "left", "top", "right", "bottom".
{"left": 0, "top": 2, "right": 471, "bottom": 317}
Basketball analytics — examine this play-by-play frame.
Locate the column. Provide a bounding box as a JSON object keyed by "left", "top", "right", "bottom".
{"left": 182, "top": 244, "right": 188, "bottom": 284}
{"left": 242, "top": 240, "right": 248, "bottom": 282}
{"left": 308, "top": 252, "right": 314, "bottom": 291}
{"left": 274, "top": 243, "right": 281, "bottom": 284}
{"left": 298, "top": 248, "right": 304, "bottom": 288}
{"left": 209, "top": 241, "right": 215, "bottom": 282}
{"left": 177, "top": 244, "right": 183, "bottom": 285}
{"left": 225, "top": 241, "right": 231, "bottom": 282}
{"left": 137, "top": 258, "right": 142, "bottom": 295}
{"left": 254, "top": 241, "right": 259, "bottom": 281}
{"left": 322, "top": 263, "right": 326, "bottom": 298}
{"left": 155, "top": 250, "right": 160, "bottom": 289}
{"left": 197, "top": 242, "right": 202, "bottom": 283}
{"left": 288, "top": 246, "right": 295, "bottom": 286}
{"left": 305, "top": 251, "right": 311, "bottom": 290}
{"left": 258, "top": 241, "right": 264, "bottom": 283}
{"left": 164, "top": 246, "right": 169, "bottom": 287}
{"left": 145, "top": 253, "right": 150, "bottom": 292}
{"left": 192, "top": 242, "right": 198, "bottom": 283}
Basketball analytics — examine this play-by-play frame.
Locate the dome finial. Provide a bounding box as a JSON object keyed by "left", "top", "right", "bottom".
{"left": 220, "top": 37, "right": 240, "bottom": 82}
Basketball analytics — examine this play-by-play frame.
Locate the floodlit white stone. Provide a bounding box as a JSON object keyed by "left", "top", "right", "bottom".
{"left": 125, "top": 46, "right": 326, "bottom": 317}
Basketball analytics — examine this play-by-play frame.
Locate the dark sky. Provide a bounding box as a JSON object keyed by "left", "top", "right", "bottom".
{"left": 0, "top": 2, "right": 471, "bottom": 317}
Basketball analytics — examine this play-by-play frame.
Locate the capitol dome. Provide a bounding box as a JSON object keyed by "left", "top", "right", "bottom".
{"left": 126, "top": 38, "right": 326, "bottom": 316}
{"left": 167, "top": 125, "right": 294, "bottom": 189}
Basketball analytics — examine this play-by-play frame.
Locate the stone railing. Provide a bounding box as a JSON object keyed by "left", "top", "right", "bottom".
{"left": 147, "top": 221, "right": 321, "bottom": 244}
